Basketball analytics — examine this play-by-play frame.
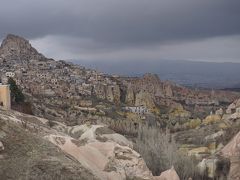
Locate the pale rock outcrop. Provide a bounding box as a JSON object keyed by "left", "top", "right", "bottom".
{"left": 1, "top": 108, "right": 169, "bottom": 180}
{"left": 112, "top": 85, "right": 121, "bottom": 104}
{"left": 46, "top": 124, "right": 154, "bottom": 180}
{"left": 163, "top": 81, "right": 173, "bottom": 98}
{"left": 125, "top": 84, "right": 135, "bottom": 105}
{"left": 215, "top": 108, "right": 224, "bottom": 116}
{"left": 222, "top": 131, "right": 240, "bottom": 179}
{"left": 95, "top": 84, "right": 120, "bottom": 104}
{"left": 106, "top": 86, "right": 114, "bottom": 102}
{"left": 94, "top": 84, "right": 106, "bottom": 100}
{"left": 0, "top": 34, "right": 45, "bottom": 61}
{"left": 158, "top": 167, "right": 180, "bottom": 180}
{"left": 0, "top": 141, "right": 4, "bottom": 151}
{"left": 197, "top": 157, "right": 230, "bottom": 179}
{"left": 205, "top": 130, "right": 225, "bottom": 141}
{"left": 135, "top": 90, "right": 155, "bottom": 109}
{"left": 188, "top": 147, "right": 210, "bottom": 159}
{"left": 226, "top": 99, "right": 240, "bottom": 114}
{"left": 222, "top": 131, "right": 240, "bottom": 157}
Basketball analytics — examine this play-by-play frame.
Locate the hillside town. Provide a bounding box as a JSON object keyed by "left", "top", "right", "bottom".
{"left": 1, "top": 34, "right": 240, "bottom": 127}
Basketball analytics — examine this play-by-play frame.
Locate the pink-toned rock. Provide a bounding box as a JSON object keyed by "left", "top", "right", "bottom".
{"left": 222, "top": 131, "right": 240, "bottom": 179}
{"left": 46, "top": 125, "right": 155, "bottom": 180}
{"left": 156, "top": 167, "right": 180, "bottom": 180}
{"left": 222, "top": 131, "right": 240, "bottom": 157}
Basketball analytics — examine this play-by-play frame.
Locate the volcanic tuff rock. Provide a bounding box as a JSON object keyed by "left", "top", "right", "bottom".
{"left": 125, "top": 84, "right": 135, "bottom": 105}
{"left": 0, "top": 109, "right": 97, "bottom": 180}
{"left": 0, "top": 108, "right": 169, "bottom": 180}
{"left": 135, "top": 90, "right": 155, "bottom": 109}
{"left": 222, "top": 131, "right": 240, "bottom": 180}
{"left": 158, "top": 167, "right": 180, "bottom": 180}
{"left": 0, "top": 34, "right": 45, "bottom": 62}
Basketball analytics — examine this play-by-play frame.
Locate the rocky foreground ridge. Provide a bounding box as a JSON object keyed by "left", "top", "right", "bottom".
{"left": 0, "top": 107, "right": 181, "bottom": 180}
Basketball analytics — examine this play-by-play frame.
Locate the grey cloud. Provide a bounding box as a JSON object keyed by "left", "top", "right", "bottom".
{"left": 0, "top": 0, "right": 240, "bottom": 49}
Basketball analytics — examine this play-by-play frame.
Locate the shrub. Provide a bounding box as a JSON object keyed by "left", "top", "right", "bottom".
{"left": 8, "top": 77, "right": 25, "bottom": 103}
{"left": 135, "top": 125, "right": 200, "bottom": 179}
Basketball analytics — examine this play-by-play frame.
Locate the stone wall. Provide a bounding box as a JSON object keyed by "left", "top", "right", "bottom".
{"left": 0, "top": 85, "right": 11, "bottom": 110}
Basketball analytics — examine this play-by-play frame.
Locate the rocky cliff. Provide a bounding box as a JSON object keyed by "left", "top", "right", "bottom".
{"left": 0, "top": 34, "right": 45, "bottom": 62}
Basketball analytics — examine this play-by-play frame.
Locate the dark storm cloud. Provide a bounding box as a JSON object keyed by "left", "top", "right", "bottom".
{"left": 0, "top": 0, "right": 240, "bottom": 48}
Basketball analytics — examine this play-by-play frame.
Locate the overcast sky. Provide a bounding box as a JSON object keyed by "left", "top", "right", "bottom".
{"left": 0, "top": 0, "right": 240, "bottom": 62}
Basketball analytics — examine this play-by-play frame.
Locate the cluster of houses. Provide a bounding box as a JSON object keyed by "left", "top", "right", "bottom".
{"left": 0, "top": 57, "right": 147, "bottom": 115}
{"left": 122, "top": 106, "right": 149, "bottom": 115}
{"left": 0, "top": 58, "right": 117, "bottom": 99}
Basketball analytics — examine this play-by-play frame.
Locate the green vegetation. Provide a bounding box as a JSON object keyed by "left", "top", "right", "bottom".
{"left": 8, "top": 77, "right": 25, "bottom": 103}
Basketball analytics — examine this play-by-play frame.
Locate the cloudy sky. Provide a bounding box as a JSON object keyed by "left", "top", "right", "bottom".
{"left": 0, "top": 0, "right": 240, "bottom": 62}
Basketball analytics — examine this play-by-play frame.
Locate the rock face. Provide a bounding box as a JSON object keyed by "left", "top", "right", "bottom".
{"left": 158, "top": 167, "right": 180, "bottom": 180}
{"left": 222, "top": 131, "right": 240, "bottom": 180}
{"left": 112, "top": 85, "right": 121, "bottom": 104}
{"left": 94, "top": 84, "right": 120, "bottom": 104}
{"left": 0, "top": 108, "right": 169, "bottom": 180}
{"left": 0, "top": 34, "right": 45, "bottom": 62}
{"left": 197, "top": 157, "right": 230, "bottom": 179}
{"left": 0, "top": 141, "right": 4, "bottom": 151}
{"left": 47, "top": 124, "right": 154, "bottom": 180}
{"left": 135, "top": 90, "right": 155, "bottom": 109}
{"left": 125, "top": 84, "right": 135, "bottom": 105}
{"left": 163, "top": 81, "right": 173, "bottom": 98}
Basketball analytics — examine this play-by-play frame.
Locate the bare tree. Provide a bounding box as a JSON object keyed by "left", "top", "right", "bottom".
{"left": 135, "top": 125, "right": 200, "bottom": 179}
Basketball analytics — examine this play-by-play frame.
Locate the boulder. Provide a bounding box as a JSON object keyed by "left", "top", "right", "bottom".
{"left": 157, "top": 167, "right": 180, "bottom": 180}
{"left": 46, "top": 134, "right": 152, "bottom": 180}
{"left": 46, "top": 124, "right": 159, "bottom": 180}
{"left": 197, "top": 158, "right": 230, "bottom": 179}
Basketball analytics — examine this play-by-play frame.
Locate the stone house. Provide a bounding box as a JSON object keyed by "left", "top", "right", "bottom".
{"left": 236, "top": 107, "right": 240, "bottom": 113}
{"left": 123, "top": 106, "right": 149, "bottom": 115}
{"left": 0, "top": 84, "right": 11, "bottom": 110}
{"left": 5, "top": 72, "right": 15, "bottom": 78}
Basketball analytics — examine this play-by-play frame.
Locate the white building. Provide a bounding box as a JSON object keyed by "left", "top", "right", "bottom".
{"left": 236, "top": 107, "right": 240, "bottom": 113}
{"left": 123, "top": 106, "right": 149, "bottom": 115}
{"left": 5, "top": 72, "right": 15, "bottom": 78}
